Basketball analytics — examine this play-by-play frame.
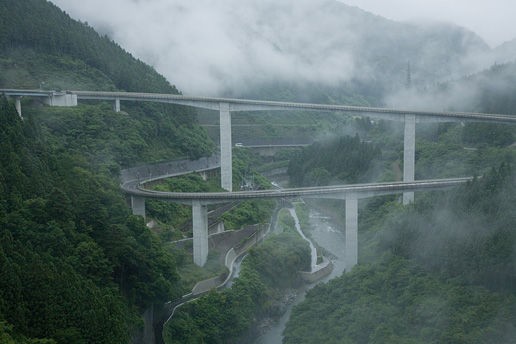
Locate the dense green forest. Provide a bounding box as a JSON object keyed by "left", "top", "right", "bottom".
{"left": 283, "top": 64, "right": 516, "bottom": 343}
{"left": 433, "top": 62, "right": 516, "bottom": 116}
{"left": 4, "top": 0, "right": 516, "bottom": 343}
{"left": 285, "top": 166, "right": 516, "bottom": 343}
{"left": 0, "top": 0, "right": 215, "bottom": 166}
{"left": 0, "top": 0, "right": 295, "bottom": 342}
{"left": 288, "top": 134, "right": 381, "bottom": 186}
{"left": 163, "top": 216, "right": 311, "bottom": 344}
{"left": 0, "top": 0, "right": 175, "bottom": 92}
{"left": 0, "top": 0, "right": 218, "bottom": 342}
{"left": 0, "top": 96, "right": 184, "bottom": 342}
{"left": 146, "top": 148, "right": 274, "bottom": 238}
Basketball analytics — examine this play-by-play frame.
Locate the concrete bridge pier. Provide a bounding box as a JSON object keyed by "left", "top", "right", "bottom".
{"left": 131, "top": 196, "right": 146, "bottom": 218}
{"left": 219, "top": 102, "right": 232, "bottom": 191}
{"left": 215, "top": 221, "right": 225, "bottom": 234}
{"left": 14, "top": 97, "right": 22, "bottom": 118}
{"left": 345, "top": 197, "right": 358, "bottom": 271}
{"left": 113, "top": 98, "right": 120, "bottom": 112}
{"left": 44, "top": 93, "right": 78, "bottom": 107}
{"left": 192, "top": 201, "right": 209, "bottom": 266}
{"left": 403, "top": 114, "right": 415, "bottom": 204}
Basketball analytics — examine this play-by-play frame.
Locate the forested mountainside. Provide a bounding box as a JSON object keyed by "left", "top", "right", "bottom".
{"left": 3, "top": 0, "right": 516, "bottom": 343}
{"left": 0, "top": 98, "right": 180, "bottom": 343}
{"left": 493, "top": 39, "right": 516, "bottom": 64}
{"left": 288, "top": 135, "right": 381, "bottom": 186}
{"left": 388, "top": 61, "right": 516, "bottom": 115}
{"left": 0, "top": 0, "right": 214, "bottom": 342}
{"left": 0, "top": 0, "right": 175, "bottom": 92}
{"left": 164, "top": 226, "right": 311, "bottom": 343}
{"left": 285, "top": 166, "right": 516, "bottom": 344}
{"left": 284, "top": 59, "right": 516, "bottom": 343}
{"left": 0, "top": 0, "right": 215, "bottom": 166}
{"left": 225, "top": 0, "right": 491, "bottom": 104}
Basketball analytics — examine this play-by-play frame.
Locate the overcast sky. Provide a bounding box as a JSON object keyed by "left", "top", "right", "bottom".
{"left": 52, "top": 0, "right": 516, "bottom": 47}
{"left": 340, "top": 0, "right": 516, "bottom": 47}
{"left": 49, "top": 0, "right": 515, "bottom": 95}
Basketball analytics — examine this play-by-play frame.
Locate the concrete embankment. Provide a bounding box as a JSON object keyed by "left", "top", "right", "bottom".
{"left": 157, "top": 223, "right": 270, "bottom": 343}
{"left": 289, "top": 206, "right": 333, "bottom": 283}
{"left": 190, "top": 224, "right": 269, "bottom": 295}
{"left": 299, "top": 257, "right": 333, "bottom": 283}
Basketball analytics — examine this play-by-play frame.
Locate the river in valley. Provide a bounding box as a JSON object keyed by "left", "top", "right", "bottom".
{"left": 253, "top": 205, "right": 347, "bottom": 344}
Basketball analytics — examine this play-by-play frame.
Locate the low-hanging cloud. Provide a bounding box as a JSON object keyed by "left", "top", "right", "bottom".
{"left": 341, "top": 0, "right": 516, "bottom": 48}
{"left": 51, "top": 0, "right": 357, "bottom": 95}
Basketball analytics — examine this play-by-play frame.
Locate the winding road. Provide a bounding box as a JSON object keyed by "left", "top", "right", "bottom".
{"left": 122, "top": 177, "right": 474, "bottom": 204}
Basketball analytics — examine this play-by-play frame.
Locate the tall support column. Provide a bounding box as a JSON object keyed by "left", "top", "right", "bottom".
{"left": 219, "top": 102, "right": 232, "bottom": 191}
{"left": 345, "top": 197, "right": 358, "bottom": 271}
{"left": 192, "top": 201, "right": 209, "bottom": 267}
{"left": 15, "top": 97, "right": 22, "bottom": 118}
{"left": 113, "top": 98, "right": 120, "bottom": 112}
{"left": 403, "top": 114, "right": 415, "bottom": 204}
{"left": 131, "top": 196, "right": 146, "bottom": 218}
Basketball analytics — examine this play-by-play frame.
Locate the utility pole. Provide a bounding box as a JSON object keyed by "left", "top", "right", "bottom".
{"left": 406, "top": 61, "right": 412, "bottom": 89}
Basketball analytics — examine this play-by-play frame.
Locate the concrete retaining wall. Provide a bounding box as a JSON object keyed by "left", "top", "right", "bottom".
{"left": 299, "top": 257, "right": 333, "bottom": 283}
{"left": 224, "top": 248, "right": 237, "bottom": 269}
{"left": 218, "top": 224, "right": 269, "bottom": 288}
{"left": 261, "top": 167, "right": 288, "bottom": 178}
{"left": 175, "top": 224, "right": 269, "bottom": 297}
{"left": 44, "top": 93, "right": 77, "bottom": 107}
{"left": 121, "top": 154, "right": 220, "bottom": 184}
{"left": 189, "top": 226, "right": 269, "bottom": 296}
{"left": 192, "top": 274, "right": 227, "bottom": 295}
{"left": 159, "top": 223, "right": 271, "bottom": 341}
{"left": 172, "top": 226, "right": 258, "bottom": 252}
{"left": 232, "top": 225, "right": 266, "bottom": 254}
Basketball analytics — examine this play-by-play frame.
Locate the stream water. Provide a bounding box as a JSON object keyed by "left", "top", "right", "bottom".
{"left": 288, "top": 207, "right": 318, "bottom": 271}
{"left": 253, "top": 206, "right": 347, "bottom": 344}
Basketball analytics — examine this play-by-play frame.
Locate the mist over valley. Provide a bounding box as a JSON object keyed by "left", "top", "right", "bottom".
{"left": 51, "top": 0, "right": 516, "bottom": 106}
{"left": 1, "top": 1, "right": 516, "bottom": 343}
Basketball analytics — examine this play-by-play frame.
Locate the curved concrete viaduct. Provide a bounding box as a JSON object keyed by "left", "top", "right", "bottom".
{"left": 124, "top": 177, "right": 472, "bottom": 204}
{"left": 5, "top": 89, "right": 516, "bottom": 122}
{"left": 3, "top": 88, "right": 516, "bottom": 202}
{"left": 0, "top": 89, "right": 499, "bottom": 268}
{"left": 121, "top": 154, "right": 472, "bottom": 268}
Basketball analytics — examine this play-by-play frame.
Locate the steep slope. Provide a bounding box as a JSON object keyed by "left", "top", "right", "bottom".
{"left": 285, "top": 166, "right": 516, "bottom": 344}
{"left": 0, "top": 97, "right": 148, "bottom": 343}
{"left": 386, "top": 60, "right": 516, "bottom": 115}
{"left": 0, "top": 0, "right": 215, "bottom": 165}
{"left": 219, "top": 0, "right": 492, "bottom": 102}
{"left": 0, "top": 0, "right": 215, "bottom": 342}
{"left": 492, "top": 39, "right": 516, "bottom": 65}
{"left": 0, "top": 0, "right": 176, "bottom": 92}
{"left": 282, "top": 56, "right": 516, "bottom": 344}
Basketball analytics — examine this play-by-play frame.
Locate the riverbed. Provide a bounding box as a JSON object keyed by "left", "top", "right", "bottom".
{"left": 253, "top": 206, "right": 347, "bottom": 344}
